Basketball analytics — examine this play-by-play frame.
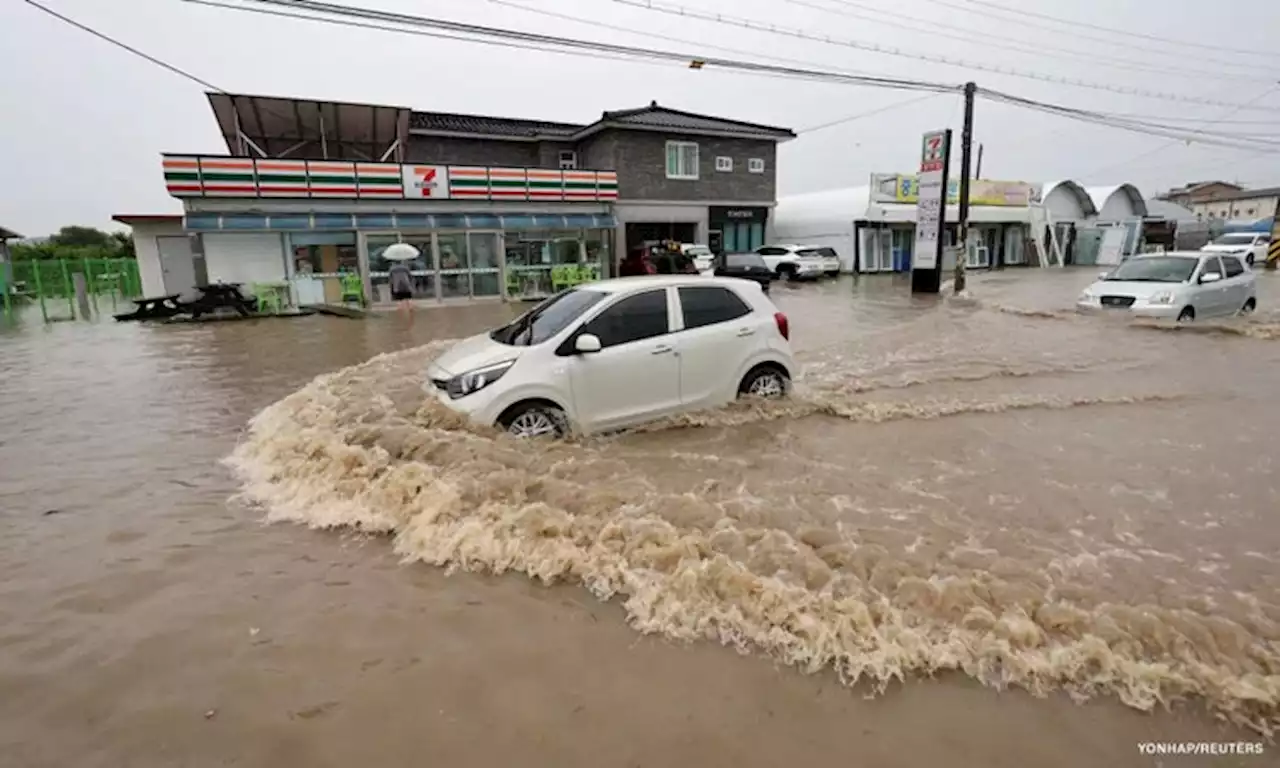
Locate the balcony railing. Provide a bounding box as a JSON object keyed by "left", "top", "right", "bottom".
{"left": 162, "top": 155, "right": 619, "bottom": 203}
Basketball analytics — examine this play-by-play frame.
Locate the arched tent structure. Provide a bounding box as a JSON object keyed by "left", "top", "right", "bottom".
{"left": 772, "top": 186, "right": 871, "bottom": 272}
{"left": 1040, "top": 180, "right": 1096, "bottom": 221}
{"left": 1086, "top": 184, "right": 1147, "bottom": 222}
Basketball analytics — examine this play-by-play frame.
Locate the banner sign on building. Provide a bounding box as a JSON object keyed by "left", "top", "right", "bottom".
{"left": 402, "top": 165, "right": 450, "bottom": 199}
{"left": 912, "top": 130, "right": 950, "bottom": 271}
{"left": 872, "top": 172, "right": 1039, "bottom": 207}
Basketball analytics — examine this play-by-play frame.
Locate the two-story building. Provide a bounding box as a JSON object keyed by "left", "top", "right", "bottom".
{"left": 135, "top": 92, "right": 793, "bottom": 306}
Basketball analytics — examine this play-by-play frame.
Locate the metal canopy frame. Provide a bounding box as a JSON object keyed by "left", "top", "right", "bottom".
{"left": 207, "top": 92, "right": 410, "bottom": 162}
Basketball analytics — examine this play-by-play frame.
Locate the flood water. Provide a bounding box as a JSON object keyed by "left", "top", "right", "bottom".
{"left": 3, "top": 269, "right": 1279, "bottom": 767}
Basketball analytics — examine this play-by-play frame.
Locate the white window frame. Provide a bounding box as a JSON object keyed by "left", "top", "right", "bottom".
{"left": 558, "top": 150, "right": 577, "bottom": 170}
{"left": 666, "top": 141, "right": 700, "bottom": 180}
{"left": 715, "top": 156, "right": 733, "bottom": 172}
{"left": 747, "top": 158, "right": 765, "bottom": 174}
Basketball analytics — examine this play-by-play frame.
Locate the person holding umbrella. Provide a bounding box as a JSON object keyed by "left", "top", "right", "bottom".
{"left": 383, "top": 242, "right": 419, "bottom": 315}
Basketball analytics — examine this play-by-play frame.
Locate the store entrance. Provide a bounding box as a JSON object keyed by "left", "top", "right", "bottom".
{"left": 625, "top": 222, "right": 696, "bottom": 255}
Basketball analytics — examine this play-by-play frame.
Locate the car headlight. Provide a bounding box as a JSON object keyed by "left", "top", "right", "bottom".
{"left": 447, "top": 360, "right": 515, "bottom": 399}
{"left": 1078, "top": 289, "right": 1094, "bottom": 302}
{"left": 1148, "top": 291, "right": 1174, "bottom": 305}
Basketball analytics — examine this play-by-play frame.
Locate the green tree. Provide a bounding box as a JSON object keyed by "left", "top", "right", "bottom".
{"left": 50, "top": 226, "right": 113, "bottom": 248}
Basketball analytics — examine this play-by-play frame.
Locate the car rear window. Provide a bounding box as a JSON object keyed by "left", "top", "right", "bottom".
{"left": 756, "top": 247, "right": 790, "bottom": 255}
{"left": 678, "top": 285, "right": 751, "bottom": 330}
{"left": 797, "top": 249, "right": 821, "bottom": 258}
{"left": 725, "top": 252, "right": 767, "bottom": 268}
{"left": 814, "top": 247, "right": 837, "bottom": 258}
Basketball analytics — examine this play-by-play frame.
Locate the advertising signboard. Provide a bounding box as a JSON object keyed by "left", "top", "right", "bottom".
{"left": 872, "top": 172, "right": 1039, "bottom": 207}
{"left": 912, "top": 131, "right": 949, "bottom": 272}
{"left": 401, "top": 165, "right": 450, "bottom": 199}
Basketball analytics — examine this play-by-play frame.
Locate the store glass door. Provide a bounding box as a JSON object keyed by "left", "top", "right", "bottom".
{"left": 367, "top": 234, "right": 436, "bottom": 302}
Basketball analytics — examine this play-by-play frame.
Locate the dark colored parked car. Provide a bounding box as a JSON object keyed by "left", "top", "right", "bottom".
{"left": 714, "top": 252, "right": 774, "bottom": 292}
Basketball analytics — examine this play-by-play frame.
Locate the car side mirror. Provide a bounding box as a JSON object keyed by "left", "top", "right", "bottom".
{"left": 1097, "top": 271, "right": 1110, "bottom": 280}
{"left": 574, "top": 333, "right": 602, "bottom": 354}
{"left": 1199, "top": 272, "right": 1222, "bottom": 284}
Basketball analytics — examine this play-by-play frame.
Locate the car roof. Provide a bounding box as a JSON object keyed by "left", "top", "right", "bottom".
{"left": 1135, "top": 251, "right": 1207, "bottom": 259}
{"left": 584, "top": 275, "right": 753, "bottom": 293}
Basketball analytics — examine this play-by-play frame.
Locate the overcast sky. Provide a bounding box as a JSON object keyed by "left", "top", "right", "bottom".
{"left": 2, "top": 0, "right": 1278, "bottom": 236}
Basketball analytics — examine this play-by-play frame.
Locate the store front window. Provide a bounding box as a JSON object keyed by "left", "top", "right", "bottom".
{"left": 368, "top": 234, "right": 434, "bottom": 302}
{"left": 505, "top": 229, "right": 583, "bottom": 300}
{"left": 436, "top": 231, "right": 502, "bottom": 300}
{"left": 288, "top": 232, "right": 357, "bottom": 305}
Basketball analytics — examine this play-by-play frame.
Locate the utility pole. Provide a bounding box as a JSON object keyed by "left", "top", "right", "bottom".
{"left": 974, "top": 143, "right": 984, "bottom": 180}
{"left": 953, "top": 81, "right": 977, "bottom": 295}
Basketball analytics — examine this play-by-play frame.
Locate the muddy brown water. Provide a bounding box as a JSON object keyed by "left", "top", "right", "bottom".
{"left": 2, "top": 270, "right": 1279, "bottom": 767}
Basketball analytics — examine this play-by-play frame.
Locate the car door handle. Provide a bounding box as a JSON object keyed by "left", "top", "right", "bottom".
{"left": 736, "top": 328, "right": 755, "bottom": 337}
{"left": 651, "top": 344, "right": 674, "bottom": 355}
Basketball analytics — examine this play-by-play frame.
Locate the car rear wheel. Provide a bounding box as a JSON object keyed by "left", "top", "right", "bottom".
{"left": 1177, "top": 307, "right": 1195, "bottom": 322}
{"left": 738, "top": 365, "right": 790, "bottom": 400}
{"left": 1242, "top": 297, "right": 1257, "bottom": 314}
{"left": 776, "top": 264, "right": 797, "bottom": 282}
{"left": 498, "top": 401, "right": 567, "bottom": 438}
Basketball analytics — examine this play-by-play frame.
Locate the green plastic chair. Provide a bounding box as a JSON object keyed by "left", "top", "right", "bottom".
{"left": 579, "top": 264, "right": 599, "bottom": 283}
{"left": 252, "top": 283, "right": 284, "bottom": 314}
{"left": 550, "top": 265, "right": 574, "bottom": 292}
{"left": 506, "top": 270, "right": 522, "bottom": 299}
{"left": 339, "top": 273, "right": 364, "bottom": 306}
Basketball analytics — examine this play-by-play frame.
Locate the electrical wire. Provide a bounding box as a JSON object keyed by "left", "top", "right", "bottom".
{"left": 183, "top": 0, "right": 961, "bottom": 94}
{"left": 781, "top": 0, "right": 1262, "bottom": 80}
{"left": 797, "top": 93, "right": 942, "bottom": 133}
{"left": 608, "top": 0, "right": 1280, "bottom": 105}
{"left": 18, "top": 0, "right": 224, "bottom": 91}
{"left": 922, "top": 0, "right": 1280, "bottom": 60}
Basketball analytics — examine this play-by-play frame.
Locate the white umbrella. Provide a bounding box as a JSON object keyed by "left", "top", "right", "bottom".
{"left": 382, "top": 242, "right": 421, "bottom": 261}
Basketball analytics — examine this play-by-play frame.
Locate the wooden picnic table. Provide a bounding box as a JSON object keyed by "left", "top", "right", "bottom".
{"left": 114, "top": 294, "right": 184, "bottom": 321}
{"left": 186, "top": 283, "right": 254, "bottom": 319}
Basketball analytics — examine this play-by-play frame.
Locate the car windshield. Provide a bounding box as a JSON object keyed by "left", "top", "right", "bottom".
{"left": 1103, "top": 256, "right": 1198, "bottom": 283}
{"left": 726, "top": 252, "right": 767, "bottom": 268}
{"left": 1211, "top": 234, "right": 1258, "bottom": 246}
{"left": 489, "top": 288, "right": 606, "bottom": 346}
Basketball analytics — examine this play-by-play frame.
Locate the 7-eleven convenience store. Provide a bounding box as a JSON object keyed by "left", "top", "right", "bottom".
{"left": 152, "top": 93, "right": 619, "bottom": 307}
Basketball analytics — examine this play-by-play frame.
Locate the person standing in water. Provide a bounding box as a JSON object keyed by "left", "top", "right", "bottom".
{"left": 388, "top": 260, "right": 414, "bottom": 314}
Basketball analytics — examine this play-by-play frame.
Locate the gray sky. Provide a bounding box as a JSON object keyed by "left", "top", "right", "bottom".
{"left": 3, "top": 0, "right": 1279, "bottom": 236}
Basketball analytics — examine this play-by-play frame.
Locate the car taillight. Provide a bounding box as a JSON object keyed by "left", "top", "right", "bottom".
{"left": 774, "top": 311, "right": 789, "bottom": 340}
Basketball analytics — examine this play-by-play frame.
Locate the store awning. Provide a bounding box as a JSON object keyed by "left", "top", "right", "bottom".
{"left": 184, "top": 212, "right": 617, "bottom": 232}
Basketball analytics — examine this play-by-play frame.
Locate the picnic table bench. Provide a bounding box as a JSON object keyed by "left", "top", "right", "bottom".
{"left": 184, "top": 283, "right": 255, "bottom": 319}
{"left": 113, "top": 294, "right": 184, "bottom": 322}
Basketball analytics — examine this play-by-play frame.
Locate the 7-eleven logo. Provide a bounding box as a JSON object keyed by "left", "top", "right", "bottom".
{"left": 402, "top": 165, "right": 449, "bottom": 198}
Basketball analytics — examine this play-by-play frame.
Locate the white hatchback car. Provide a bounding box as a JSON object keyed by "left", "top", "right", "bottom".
{"left": 1076, "top": 251, "right": 1257, "bottom": 321}
{"left": 425, "top": 276, "right": 796, "bottom": 437}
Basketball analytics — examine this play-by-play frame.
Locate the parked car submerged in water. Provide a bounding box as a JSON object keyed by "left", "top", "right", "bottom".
{"left": 1076, "top": 252, "right": 1257, "bottom": 322}
{"left": 714, "top": 252, "right": 774, "bottom": 292}
{"left": 424, "top": 276, "right": 795, "bottom": 437}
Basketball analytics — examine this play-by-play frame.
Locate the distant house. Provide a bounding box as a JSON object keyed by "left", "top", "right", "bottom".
{"left": 1157, "top": 181, "right": 1243, "bottom": 208}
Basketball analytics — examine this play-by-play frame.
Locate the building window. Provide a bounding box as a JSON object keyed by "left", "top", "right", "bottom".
{"left": 666, "top": 141, "right": 699, "bottom": 180}
{"left": 558, "top": 150, "right": 577, "bottom": 170}
{"left": 747, "top": 158, "right": 765, "bottom": 174}
{"left": 715, "top": 156, "right": 733, "bottom": 172}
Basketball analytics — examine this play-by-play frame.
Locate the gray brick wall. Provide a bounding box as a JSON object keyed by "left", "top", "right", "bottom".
{"left": 406, "top": 135, "right": 538, "bottom": 167}
{"left": 607, "top": 131, "right": 777, "bottom": 201}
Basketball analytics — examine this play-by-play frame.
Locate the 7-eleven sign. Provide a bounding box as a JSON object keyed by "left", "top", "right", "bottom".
{"left": 920, "top": 131, "right": 947, "bottom": 173}
{"left": 401, "top": 165, "right": 450, "bottom": 199}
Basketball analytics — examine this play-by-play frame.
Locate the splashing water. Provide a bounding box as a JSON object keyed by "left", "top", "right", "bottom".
{"left": 226, "top": 340, "right": 1280, "bottom": 736}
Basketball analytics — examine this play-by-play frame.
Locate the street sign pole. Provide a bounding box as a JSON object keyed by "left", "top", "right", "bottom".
{"left": 953, "top": 81, "right": 977, "bottom": 294}
{"left": 910, "top": 129, "right": 952, "bottom": 294}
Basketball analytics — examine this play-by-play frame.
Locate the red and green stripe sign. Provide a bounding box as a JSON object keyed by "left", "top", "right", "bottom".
{"left": 306, "top": 161, "right": 357, "bottom": 197}
{"left": 449, "top": 167, "right": 490, "bottom": 198}
{"left": 163, "top": 157, "right": 202, "bottom": 196}
{"left": 255, "top": 160, "right": 308, "bottom": 197}
{"left": 199, "top": 158, "right": 256, "bottom": 197}
{"left": 355, "top": 163, "right": 403, "bottom": 197}
{"left": 597, "top": 171, "right": 618, "bottom": 200}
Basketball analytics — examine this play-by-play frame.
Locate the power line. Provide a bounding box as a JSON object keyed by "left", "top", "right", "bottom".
{"left": 188, "top": 0, "right": 1280, "bottom": 147}
{"left": 18, "top": 0, "right": 223, "bottom": 91}
{"left": 185, "top": 0, "right": 960, "bottom": 93}
{"left": 608, "top": 0, "right": 1280, "bottom": 107}
{"left": 484, "top": 0, "right": 898, "bottom": 84}
{"left": 924, "top": 0, "right": 1280, "bottom": 60}
{"left": 781, "top": 0, "right": 1263, "bottom": 80}
{"left": 1071, "top": 85, "right": 1280, "bottom": 181}
{"left": 797, "top": 93, "right": 943, "bottom": 133}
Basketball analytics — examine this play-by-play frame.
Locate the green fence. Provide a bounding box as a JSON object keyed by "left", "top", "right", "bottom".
{"left": 3, "top": 258, "right": 141, "bottom": 323}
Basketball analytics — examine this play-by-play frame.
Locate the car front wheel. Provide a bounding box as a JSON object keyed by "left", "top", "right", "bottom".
{"left": 1177, "top": 307, "right": 1195, "bottom": 322}
{"left": 498, "top": 401, "right": 568, "bottom": 438}
{"left": 1242, "top": 297, "right": 1257, "bottom": 314}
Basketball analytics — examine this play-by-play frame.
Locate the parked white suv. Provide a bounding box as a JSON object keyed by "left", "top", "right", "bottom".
{"left": 425, "top": 276, "right": 795, "bottom": 437}
{"left": 1202, "top": 232, "right": 1270, "bottom": 267}
{"left": 1076, "top": 251, "right": 1257, "bottom": 321}
{"left": 755, "top": 245, "right": 825, "bottom": 281}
